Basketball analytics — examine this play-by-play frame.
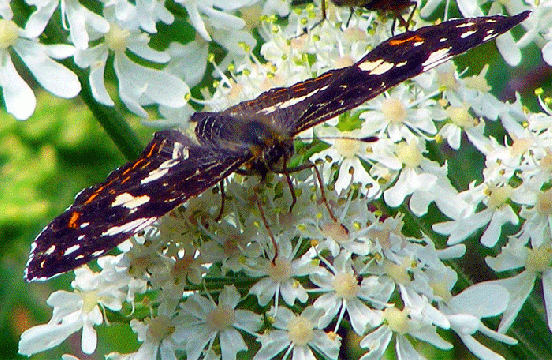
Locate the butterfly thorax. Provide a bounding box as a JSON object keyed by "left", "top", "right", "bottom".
{"left": 190, "top": 111, "right": 294, "bottom": 178}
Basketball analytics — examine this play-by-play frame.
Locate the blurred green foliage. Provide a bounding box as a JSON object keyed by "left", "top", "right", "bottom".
{"left": 0, "top": 91, "right": 152, "bottom": 360}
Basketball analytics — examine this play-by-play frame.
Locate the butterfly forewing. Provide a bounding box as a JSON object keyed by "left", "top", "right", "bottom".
{"left": 289, "top": 11, "right": 530, "bottom": 135}
{"left": 25, "top": 130, "right": 248, "bottom": 280}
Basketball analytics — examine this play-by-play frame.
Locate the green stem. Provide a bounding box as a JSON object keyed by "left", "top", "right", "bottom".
{"left": 73, "top": 65, "right": 144, "bottom": 160}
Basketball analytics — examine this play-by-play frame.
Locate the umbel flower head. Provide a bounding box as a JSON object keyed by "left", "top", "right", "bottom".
{"left": 13, "top": 0, "right": 552, "bottom": 359}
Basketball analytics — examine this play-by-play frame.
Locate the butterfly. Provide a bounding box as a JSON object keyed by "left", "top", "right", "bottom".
{"left": 25, "top": 11, "right": 530, "bottom": 281}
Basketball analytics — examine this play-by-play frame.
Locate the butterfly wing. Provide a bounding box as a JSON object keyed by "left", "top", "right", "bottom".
{"left": 289, "top": 12, "right": 529, "bottom": 135}
{"left": 25, "top": 130, "right": 248, "bottom": 281}
{"left": 224, "top": 12, "right": 528, "bottom": 137}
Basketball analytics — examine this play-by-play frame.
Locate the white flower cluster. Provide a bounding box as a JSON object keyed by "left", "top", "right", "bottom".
{"left": 12, "top": 0, "right": 552, "bottom": 359}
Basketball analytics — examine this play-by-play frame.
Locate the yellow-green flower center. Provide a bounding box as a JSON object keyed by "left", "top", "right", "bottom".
{"left": 287, "top": 315, "right": 314, "bottom": 346}
{"left": 206, "top": 304, "right": 235, "bottom": 332}
{"left": 334, "top": 137, "right": 361, "bottom": 158}
{"left": 105, "top": 24, "right": 130, "bottom": 52}
{"left": 0, "top": 19, "right": 19, "bottom": 49}
{"left": 446, "top": 105, "right": 474, "bottom": 128}
{"left": 268, "top": 257, "right": 292, "bottom": 282}
{"left": 536, "top": 189, "right": 552, "bottom": 216}
{"left": 525, "top": 245, "right": 552, "bottom": 273}
{"left": 146, "top": 316, "right": 175, "bottom": 342}
{"left": 486, "top": 185, "right": 512, "bottom": 209}
{"left": 382, "top": 97, "right": 407, "bottom": 124}
{"left": 332, "top": 272, "right": 359, "bottom": 299}
{"left": 383, "top": 307, "right": 409, "bottom": 334}
{"left": 396, "top": 142, "right": 422, "bottom": 168}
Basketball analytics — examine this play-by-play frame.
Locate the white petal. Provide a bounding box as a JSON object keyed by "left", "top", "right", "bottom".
{"left": 89, "top": 62, "right": 114, "bottom": 105}
{"left": 81, "top": 323, "right": 97, "bottom": 354}
{"left": 184, "top": 4, "right": 211, "bottom": 41}
{"left": 220, "top": 285, "right": 241, "bottom": 309}
{"left": 128, "top": 41, "right": 170, "bottom": 63}
{"left": 457, "top": 0, "right": 483, "bottom": 17}
{"left": 43, "top": 44, "right": 76, "bottom": 59}
{"left": 542, "top": 41, "right": 552, "bottom": 66}
{"left": 0, "top": 53, "right": 36, "bottom": 120}
{"left": 220, "top": 328, "right": 247, "bottom": 360}
{"left": 542, "top": 270, "right": 552, "bottom": 332}
{"left": 496, "top": 33, "right": 522, "bottom": 67}
{"left": 115, "top": 53, "right": 188, "bottom": 117}
{"left": 395, "top": 336, "right": 425, "bottom": 360}
{"left": 14, "top": 39, "right": 81, "bottom": 98}
{"left": 449, "top": 283, "right": 509, "bottom": 318}
{"left": 494, "top": 272, "right": 536, "bottom": 332}
{"left": 18, "top": 321, "right": 82, "bottom": 356}
{"left": 481, "top": 207, "right": 518, "bottom": 248}
{"left": 25, "top": 1, "right": 58, "bottom": 38}
{"left": 458, "top": 333, "right": 505, "bottom": 360}
{"left": 447, "top": 314, "right": 481, "bottom": 334}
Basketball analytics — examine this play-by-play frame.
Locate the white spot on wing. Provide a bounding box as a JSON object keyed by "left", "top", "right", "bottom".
{"left": 64, "top": 244, "right": 80, "bottom": 256}
{"left": 359, "top": 59, "right": 395, "bottom": 75}
{"left": 483, "top": 31, "right": 496, "bottom": 42}
{"left": 181, "top": 147, "right": 190, "bottom": 160}
{"left": 358, "top": 59, "right": 383, "bottom": 72}
{"left": 101, "top": 218, "right": 153, "bottom": 236}
{"left": 171, "top": 142, "right": 189, "bottom": 160}
{"left": 45, "top": 245, "right": 56, "bottom": 255}
{"left": 111, "top": 193, "right": 150, "bottom": 212}
{"left": 461, "top": 30, "right": 477, "bottom": 38}
{"left": 172, "top": 142, "right": 183, "bottom": 159}
{"left": 422, "top": 47, "right": 451, "bottom": 70}
{"left": 141, "top": 167, "right": 170, "bottom": 184}
{"left": 260, "top": 86, "right": 328, "bottom": 115}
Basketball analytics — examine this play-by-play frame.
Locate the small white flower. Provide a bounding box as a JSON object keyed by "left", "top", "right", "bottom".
{"left": 18, "top": 263, "right": 126, "bottom": 356}
{"left": 172, "top": 0, "right": 247, "bottom": 41}
{"left": 254, "top": 306, "right": 341, "bottom": 360}
{"left": 248, "top": 238, "right": 316, "bottom": 307}
{"left": 486, "top": 235, "right": 552, "bottom": 333}
{"left": 310, "top": 251, "right": 392, "bottom": 334}
{"left": 177, "top": 285, "right": 262, "bottom": 360}
{"left": 380, "top": 138, "right": 462, "bottom": 217}
{"left": 74, "top": 19, "right": 188, "bottom": 117}
{"left": 440, "top": 283, "right": 517, "bottom": 360}
{"left": 359, "top": 304, "right": 452, "bottom": 360}
{"left": 129, "top": 312, "right": 181, "bottom": 360}
{"left": 0, "top": 16, "right": 80, "bottom": 119}
{"left": 434, "top": 182, "right": 520, "bottom": 247}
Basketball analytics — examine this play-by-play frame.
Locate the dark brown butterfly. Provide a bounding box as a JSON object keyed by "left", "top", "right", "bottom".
{"left": 25, "top": 12, "right": 529, "bottom": 281}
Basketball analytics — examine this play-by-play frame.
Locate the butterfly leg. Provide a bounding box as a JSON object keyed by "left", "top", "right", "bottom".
{"left": 214, "top": 180, "right": 226, "bottom": 222}
{"left": 280, "top": 161, "right": 349, "bottom": 234}
{"left": 256, "top": 198, "right": 279, "bottom": 261}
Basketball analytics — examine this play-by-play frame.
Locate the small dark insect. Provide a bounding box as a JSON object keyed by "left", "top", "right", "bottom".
{"left": 25, "top": 12, "right": 530, "bottom": 281}
{"left": 323, "top": 0, "right": 417, "bottom": 31}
